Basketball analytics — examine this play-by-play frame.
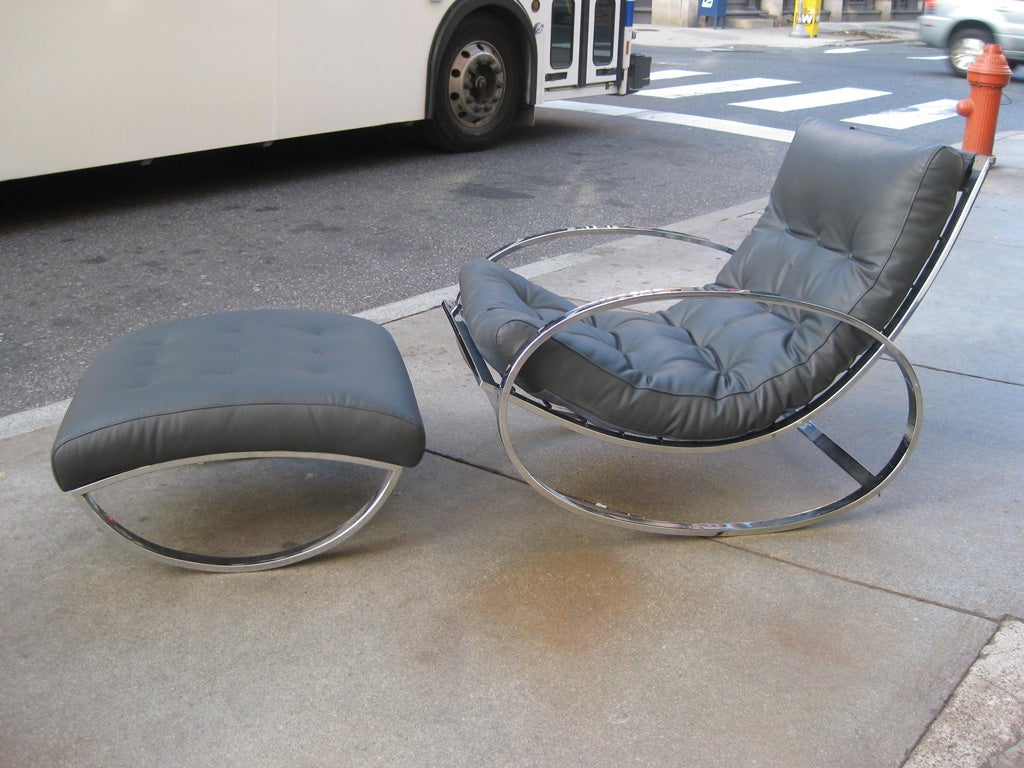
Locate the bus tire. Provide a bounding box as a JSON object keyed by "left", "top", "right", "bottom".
{"left": 427, "top": 15, "right": 521, "bottom": 151}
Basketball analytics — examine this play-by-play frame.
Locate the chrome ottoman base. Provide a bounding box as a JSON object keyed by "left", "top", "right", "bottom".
{"left": 51, "top": 310, "right": 425, "bottom": 572}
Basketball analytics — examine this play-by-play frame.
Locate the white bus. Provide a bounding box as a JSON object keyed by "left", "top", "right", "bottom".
{"left": 0, "top": 0, "right": 650, "bottom": 181}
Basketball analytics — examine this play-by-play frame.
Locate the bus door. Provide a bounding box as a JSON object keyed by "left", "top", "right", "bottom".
{"left": 547, "top": 0, "right": 624, "bottom": 90}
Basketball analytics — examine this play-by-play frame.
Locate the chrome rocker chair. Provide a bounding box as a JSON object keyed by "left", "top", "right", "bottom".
{"left": 443, "top": 119, "right": 988, "bottom": 536}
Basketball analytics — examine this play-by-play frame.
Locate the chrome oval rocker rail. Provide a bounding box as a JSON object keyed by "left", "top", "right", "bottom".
{"left": 491, "top": 288, "right": 923, "bottom": 536}
{"left": 73, "top": 451, "right": 403, "bottom": 572}
{"left": 485, "top": 225, "right": 737, "bottom": 263}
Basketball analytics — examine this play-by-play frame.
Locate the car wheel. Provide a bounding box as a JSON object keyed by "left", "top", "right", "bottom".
{"left": 426, "top": 15, "right": 521, "bottom": 151}
{"left": 948, "top": 26, "right": 995, "bottom": 77}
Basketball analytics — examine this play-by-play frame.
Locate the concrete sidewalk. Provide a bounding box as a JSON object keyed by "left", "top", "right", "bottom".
{"left": 1, "top": 133, "right": 1022, "bottom": 767}
{"left": 634, "top": 18, "right": 921, "bottom": 50}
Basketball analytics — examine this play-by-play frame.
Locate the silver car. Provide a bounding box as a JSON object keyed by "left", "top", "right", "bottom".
{"left": 919, "top": 0, "right": 1024, "bottom": 76}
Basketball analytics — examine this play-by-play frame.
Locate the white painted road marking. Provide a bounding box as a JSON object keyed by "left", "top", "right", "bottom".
{"left": 541, "top": 100, "right": 648, "bottom": 117}
{"left": 843, "top": 99, "right": 960, "bottom": 129}
{"left": 540, "top": 101, "right": 795, "bottom": 143}
{"left": 825, "top": 47, "right": 869, "bottom": 54}
{"left": 731, "top": 87, "right": 891, "bottom": 112}
{"left": 542, "top": 70, "right": 956, "bottom": 141}
{"left": 642, "top": 78, "right": 799, "bottom": 99}
{"left": 650, "top": 69, "right": 712, "bottom": 81}
{"left": 908, "top": 55, "right": 949, "bottom": 60}
{"left": 634, "top": 112, "right": 796, "bottom": 143}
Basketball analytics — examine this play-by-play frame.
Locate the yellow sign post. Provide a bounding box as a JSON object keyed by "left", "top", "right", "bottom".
{"left": 790, "top": 0, "right": 821, "bottom": 38}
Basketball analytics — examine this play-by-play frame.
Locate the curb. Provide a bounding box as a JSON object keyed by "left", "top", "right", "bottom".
{"left": 904, "top": 619, "right": 1024, "bottom": 768}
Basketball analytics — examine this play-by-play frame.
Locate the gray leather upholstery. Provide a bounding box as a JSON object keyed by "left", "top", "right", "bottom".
{"left": 459, "top": 119, "right": 968, "bottom": 440}
{"left": 51, "top": 310, "right": 425, "bottom": 491}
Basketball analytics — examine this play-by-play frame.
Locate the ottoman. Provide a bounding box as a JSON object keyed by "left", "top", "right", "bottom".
{"left": 51, "top": 310, "right": 425, "bottom": 572}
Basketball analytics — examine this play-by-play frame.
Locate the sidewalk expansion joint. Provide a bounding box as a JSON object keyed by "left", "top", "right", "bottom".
{"left": 913, "top": 363, "right": 1024, "bottom": 389}
{"left": 719, "top": 539, "right": 1004, "bottom": 623}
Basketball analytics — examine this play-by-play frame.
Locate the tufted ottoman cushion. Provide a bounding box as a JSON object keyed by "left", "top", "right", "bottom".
{"left": 52, "top": 310, "right": 425, "bottom": 493}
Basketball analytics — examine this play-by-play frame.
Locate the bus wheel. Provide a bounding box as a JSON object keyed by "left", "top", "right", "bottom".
{"left": 428, "top": 16, "right": 520, "bottom": 151}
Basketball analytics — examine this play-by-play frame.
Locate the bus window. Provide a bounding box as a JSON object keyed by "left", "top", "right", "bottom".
{"left": 593, "top": 0, "right": 616, "bottom": 66}
{"left": 550, "top": 1, "right": 576, "bottom": 70}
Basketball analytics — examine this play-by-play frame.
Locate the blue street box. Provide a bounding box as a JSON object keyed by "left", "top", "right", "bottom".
{"left": 698, "top": 0, "right": 727, "bottom": 25}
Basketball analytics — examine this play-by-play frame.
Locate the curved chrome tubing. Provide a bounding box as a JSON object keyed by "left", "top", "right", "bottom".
{"left": 487, "top": 287, "right": 922, "bottom": 536}
{"left": 71, "top": 451, "right": 403, "bottom": 572}
{"left": 485, "top": 225, "right": 737, "bottom": 263}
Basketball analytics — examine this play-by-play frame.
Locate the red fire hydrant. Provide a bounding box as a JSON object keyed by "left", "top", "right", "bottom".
{"left": 956, "top": 44, "right": 1013, "bottom": 158}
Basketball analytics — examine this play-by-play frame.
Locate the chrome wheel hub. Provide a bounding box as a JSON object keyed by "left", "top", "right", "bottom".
{"left": 447, "top": 41, "right": 506, "bottom": 129}
{"left": 951, "top": 37, "right": 987, "bottom": 73}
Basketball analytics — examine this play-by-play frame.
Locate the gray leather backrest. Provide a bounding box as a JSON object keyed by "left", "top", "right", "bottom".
{"left": 716, "top": 118, "right": 967, "bottom": 329}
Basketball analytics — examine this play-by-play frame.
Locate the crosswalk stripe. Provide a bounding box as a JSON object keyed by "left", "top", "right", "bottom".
{"left": 731, "top": 87, "right": 890, "bottom": 112}
{"left": 650, "top": 69, "right": 712, "bottom": 81}
{"left": 634, "top": 112, "right": 796, "bottom": 143}
{"left": 540, "top": 101, "right": 795, "bottom": 143}
{"left": 540, "top": 100, "right": 648, "bottom": 117}
{"left": 543, "top": 70, "right": 958, "bottom": 141}
{"left": 642, "top": 78, "right": 799, "bottom": 99}
{"left": 842, "top": 99, "right": 960, "bottom": 129}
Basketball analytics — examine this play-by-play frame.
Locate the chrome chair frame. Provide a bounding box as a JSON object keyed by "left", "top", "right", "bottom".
{"left": 443, "top": 158, "right": 989, "bottom": 535}
{"left": 72, "top": 451, "right": 403, "bottom": 572}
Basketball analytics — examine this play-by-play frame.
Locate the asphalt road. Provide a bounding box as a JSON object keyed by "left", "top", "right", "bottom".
{"left": 2, "top": 40, "right": 1021, "bottom": 417}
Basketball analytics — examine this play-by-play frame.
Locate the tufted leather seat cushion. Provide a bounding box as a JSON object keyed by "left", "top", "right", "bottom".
{"left": 459, "top": 119, "right": 968, "bottom": 440}
{"left": 51, "top": 310, "right": 425, "bottom": 491}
